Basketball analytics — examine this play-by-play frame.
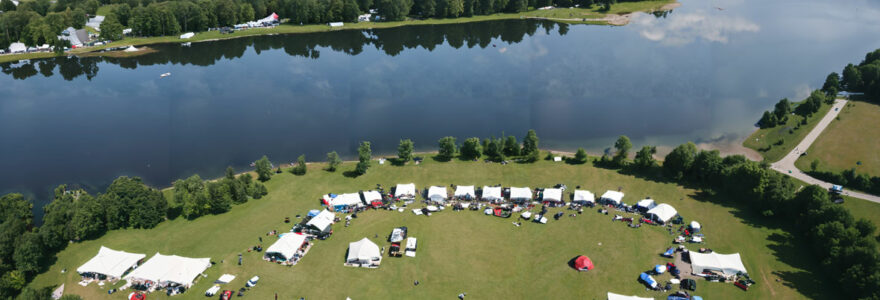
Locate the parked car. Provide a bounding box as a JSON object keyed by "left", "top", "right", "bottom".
{"left": 205, "top": 285, "right": 220, "bottom": 296}
{"left": 389, "top": 227, "right": 408, "bottom": 243}
{"left": 246, "top": 276, "right": 259, "bottom": 287}
{"left": 681, "top": 278, "right": 697, "bottom": 291}
{"left": 219, "top": 290, "right": 233, "bottom": 300}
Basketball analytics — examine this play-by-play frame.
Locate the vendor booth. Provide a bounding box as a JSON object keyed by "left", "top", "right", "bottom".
{"left": 646, "top": 203, "right": 678, "bottom": 224}
{"left": 572, "top": 190, "right": 595, "bottom": 205}
{"left": 600, "top": 190, "right": 624, "bottom": 206}
{"left": 454, "top": 185, "right": 476, "bottom": 200}
{"left": 688, "top": 252, "right": 747, "bottom": 276}
{"left": 481, "top": 186, "right": 503, "bottom": 202}
{"left": 124, "top": 253, "right": 211, "bottom": 289}
{"left": 509, "top": 187, "right": 532, "bottom": 203}
{"left": 264, "top": 233, "right": 309, "bottom": 265}
{"left": 345, "top": 238, "right": 381, "bottom": 268}
{"left": 77, "top": 246, "right": 146, "bottom": 281}
{"left": 427, "top": 186, "right": 448, "bottom": 204}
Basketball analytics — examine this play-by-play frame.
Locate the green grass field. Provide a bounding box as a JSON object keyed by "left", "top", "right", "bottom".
{"left": 28, "top": 153, "right": 863, "bottom": 300}
{"left": 0, "top": 0, "right": 675, "bottom": 64}
{"left": 795, "top": 101, "right": 880, "bottom": 177}
{"left": 743, "top": 100, "right": 834, "bottom": 163}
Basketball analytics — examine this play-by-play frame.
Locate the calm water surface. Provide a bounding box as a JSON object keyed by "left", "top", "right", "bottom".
{"left": 2, "top": 0, "right": 880, "bottom": 212}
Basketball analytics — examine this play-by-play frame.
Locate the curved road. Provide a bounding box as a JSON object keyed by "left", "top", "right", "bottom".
{"left": 770, "top": 99, "right": 880, "bottom": 203}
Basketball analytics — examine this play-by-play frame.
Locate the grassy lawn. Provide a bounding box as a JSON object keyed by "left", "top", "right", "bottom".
{"left": 526, "top": 0, "right": 674, "bottom": 19}
{"left": 0, "top": 0, "right": 675, "bottom": 64}
{"left": 794, "top": 101, "right": 880, "bottom": 177}
{"left": 29, "top": 153, "right": 851, "bottom": 300}
{"left": 743, "top": 100, "right": 834, "bottom": 163}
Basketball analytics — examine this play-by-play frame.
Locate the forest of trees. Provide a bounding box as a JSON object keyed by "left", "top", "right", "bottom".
{"left": 0, "top": 164, "right": 269, "bottom": 299}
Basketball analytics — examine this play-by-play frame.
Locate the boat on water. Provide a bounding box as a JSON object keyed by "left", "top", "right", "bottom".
{"left": 160, "top": 72, "right": 171, "bottom": 78}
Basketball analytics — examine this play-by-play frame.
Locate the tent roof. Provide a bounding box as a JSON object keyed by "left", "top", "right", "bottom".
{"left": 636, "top": 199, "right": 656, "bottom": 208}
{"left": 395, "top": 183, "right": 416, "bottom": 197}
{"left": 689, "top": 252, "right": 747, "bottom": 275}
{"left": 607, "top": 292, "right": 654, "bottom": 300}
{"left": 574, "top": 255, "right": 593, "bottom": 270}
{"left": 543, "top": 188, "right": 563, "bottom": 201}
{"left": 690, "top": 221, "right": 701, "bottom": 229}
{"left": 510, "top": 187, "right": 532, "bottom": 200}
{"left": 600, "top": 190, "right": 624, "bottom": 203}
{"left": 454, "top": 185, "right": 475, "bottom": 198}
{"left": 573, "top": 190, "right": 595, "bottom": 202}
{"left": 77, "top": 246, "right": 146, "bottom": 278}
{"left": 9, "top": 42, "right": 26, "bottom": 52}
{"left": 646, "top": 203, "right": 678, "bottom": 222}
{"left": 124, "top": 253, "right": 210, "bottom": 286}
{"left": 362, "top": 190, "right": 382, "bottom": 202}
{"left": 428, "top": 186, "right": 448, "bottom": 200}
{"left": 329, "top": 193, "right": 362, "bottom": 207}
{"left": 482, "top": 186, "right": 502, "bottom": 199}
{"left": 265, "top": 234, "right": 307, "bottom": 260}
{"left": 306, "top": 210, "right": 335, "bottom": 231}
{"left": 347, "top": 238, "right": 380, "bottom": 261}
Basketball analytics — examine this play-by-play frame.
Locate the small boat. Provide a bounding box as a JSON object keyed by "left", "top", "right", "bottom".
{"left": 160, "top": 72, "right": 171, "bottom": 78}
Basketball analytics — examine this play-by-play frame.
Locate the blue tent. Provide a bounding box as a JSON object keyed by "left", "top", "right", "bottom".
{"left": 662, "top": 247, "right": 675, "bottom": 258}
{"left": 655, "top": 264, "right": 667, "bottom": 274}
{"left": 692, "top": 296, "right": 703, "bottom": 300}
{"left": 307, "top": 210, "right": 321, "bottom": 217}
{"left": 639, "top": 272, "right": 657, "bottom": 288}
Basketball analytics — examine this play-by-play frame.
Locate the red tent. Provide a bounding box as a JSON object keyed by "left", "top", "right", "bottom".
{"left": 129, "top": 292, "right": 146, "bottom": 300}
{"left": 574, "top": 255, "right": 594, "bottom": 271}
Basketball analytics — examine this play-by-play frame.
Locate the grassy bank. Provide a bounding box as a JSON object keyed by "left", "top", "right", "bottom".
{"left": 28, "top": 152, "right": 858, "bottom": 300}
{"left": 743, "top": 100, "right": 834, "bottom": 163}
{"left": 0, "top": 0, "right": 674, "bottom": 64}
{"left": 795, "top": 101, "right": 880, "bottom": 177}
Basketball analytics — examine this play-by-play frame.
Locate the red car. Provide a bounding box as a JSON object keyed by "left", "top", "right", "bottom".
{"left": 219, "top": 290, "right": 233, "bottom": 300}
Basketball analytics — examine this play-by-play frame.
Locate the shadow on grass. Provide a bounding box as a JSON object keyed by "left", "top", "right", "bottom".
{"left": 388, "top": 158, "right": 407, "bottom": 166}
{"left": 688, "top": 190, "right": 835, "bottom": 299}
{"left": 431, "top": 155, "right": 452, "bottom": 163}
{"left": 342, "top": 170, "right": 361, "bottom": 178}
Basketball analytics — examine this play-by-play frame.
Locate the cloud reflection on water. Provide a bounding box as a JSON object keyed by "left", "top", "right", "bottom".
{"left": 630, "top": 10, "right": 760, "bottom": 45}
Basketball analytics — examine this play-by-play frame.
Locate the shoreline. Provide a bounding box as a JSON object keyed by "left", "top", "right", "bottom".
{"left": 0, "top": 1, "right": 677, "bottom": 64}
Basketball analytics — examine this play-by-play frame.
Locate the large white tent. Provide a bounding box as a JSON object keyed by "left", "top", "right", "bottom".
{"left": 306, "top": 209, "right": 335, "bottom": 232}
{"left": 600, "top": 190, "right": 624, "bottom": 205}
{"left": 395, "top": 183, "right": 416, "bottom": 199}
{"left": 481, "top": 186, "right": 502, "bottom": 201}
{"left": 327, "top": 193, "right": 363, "bottom": 209}
{"left": 509, "top": 187, "right": 532, "bottom": 201}
{"left": 265, "top": 234, "right": 307, "bottom": 261}
{"left": 607, "top": 292, "right": 653, "bottom": 300}
{"left": 646, "top": 203, "right": 677, "bottom": 223}
{"left": 124, "top": 253, "right": 210, "bottom": 287}
{"left": 346, "top": 238, "right": 381, "bottom": 266}
{"left": 542, "top": 188, "right": 563, "bottom": 202}
{"left": 573, "top": 190, "right": 595, "bottom": 204}
{"left": 362, "top": 190, "right": 382, "bottom": 203}
{"left": 427, "top": 186, "right": 448, "bottom": 202}
{"left": 77, "top": 246, "right": 146, "bottom": 279}
{"left": 454, "top": 185, "right": 476, "bottom": 199}
{"left": 689, "top": 252, "right": 747, "bottom": 276}
{"left": 9, "top": 42, "right": 26, "bottom": 53}
{"left": 636, "top": 199, "right": 656, "bottom": 211}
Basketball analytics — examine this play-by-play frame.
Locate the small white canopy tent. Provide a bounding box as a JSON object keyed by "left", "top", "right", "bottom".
{"left": 179, "top": 32, "right": 194, "bottom": 39}
{"left": 646, "top": 203, "right": 678, "bottom": 223}
{"left": 307, "top": 210, "right": 335, "bottom": 232}
{"left": 77, "top": 246, "right": 146, "bottom": 279}
{"left": 542, "top": 188, "right": 563, "bottom": 202}
{"left": 509, "top": 187, "right": 532, "bottom": 201}
{"left": 600, "top": 190, "right": 624, "bottom": 205}
{"left": 690, "top": 221, "right": 702, "bottom": 232}
{"left": 328, "top": 193, "right": 363, "bottom": 208}
{"left": 9, "top": 42, "right": 26, "bottom": 53}
{"left": 689, "top": 252, "right": 747, "bottom": 276}
{"left": 265, "top": 234, "right": 307, "bottom": 261}
{"left": 346, "top": 238, "right": 381, "bottom": 266}
{"left": 427, "top": 186, "right": 448, "bottom": 202}
{"left": 481, "top": 186, "right": 502, "bottom": 201}
{"left": 395, "top": 183, "right": 416, "bottom": 198}
{"left": 454, "top": 185, "right": 476, "bottom": 199}
{"left": 573, "top": 190, "right": 595, "bottom": 204}
{"left": 636, "top": 199, "right": 656, "bottom": 210}
{"left": 606, "top": 292, "right": 653, "bottom": 300}
{"left": 124, "top": 253, "right": 211, "bottom": 287}
{"left": 362, "top": 190, "right": 382, "bottom": 203}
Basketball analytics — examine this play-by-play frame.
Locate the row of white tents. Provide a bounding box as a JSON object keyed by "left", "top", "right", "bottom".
{"left": 77, "top": 246, "right": 210, "bottom": 288}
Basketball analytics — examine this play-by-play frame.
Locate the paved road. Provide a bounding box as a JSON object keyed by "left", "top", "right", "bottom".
{"left": 770, "top": 99, "right": 880, "bottom": 203}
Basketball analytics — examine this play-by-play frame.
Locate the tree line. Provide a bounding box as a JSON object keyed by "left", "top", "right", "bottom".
{"left": 0, "top": 164, "right": 269, "bottom": 299}
{"left": 837, "top": 48, "right": 880, "bottom": 100}
{"left": 757, "top": 90, "right": 831, "bottom": 129}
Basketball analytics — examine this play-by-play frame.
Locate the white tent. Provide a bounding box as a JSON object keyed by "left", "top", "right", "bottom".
{"left": 689, "top": 252, "right": 747, "bottom": 276}
{"left": 481, "top": 186, "right": 502, "bottom": 201}
{"left": 542, "top": 188, "right": 563, "bottom": 202}
{"left": 395, "top": 183, "right": 416, "bottom": 198}
{"left": 307, "top": 210, "right": 335, "bottom": 232}
{"left": 265, "top": 234, "right": 307, "bottom": 261}
{"left": 9, "top": 42, "right": 26, "bottom": 53}
{"left": 646, "top": 203, "right": 677, "bottom": 223}
{"left": 346, "top": 238, "right": 381, "bottom": 266}
{"left": 607, "top": 292, "right": 654, "bottom": 300}
{"left": 124, "top": 253, "right": 211, "bottom": 287}
{"left": 636, "top": 199, "right": 656, "bottom": 210}
{"left": 179, "top": 32, "right": 195, "bottom": 39}
{"left": 454, "top": 185, "right": 475, "bottom": 199}
{"left": 427, "top": 186, "right": 448, "bottom": 202}
{"left": 77, "top": 246, "right": 146, "bottom": 279}
{"left": 509, "top": 187, "right": 532, "bottom": 201}
{"left": 690, "top": 221, "right": 702, "bottom": 232}
{"left": 362, "top": 190, "right": 382, "bottom": 203}
{"left": 257, "top": 12, "right": 279, "bottom": 24}
{"left": 329, "top": 193, "right": 363, "bottom": 208}
{"left": 573, "top": 190, "right": 595, "bottom": 204}
{"left": 600, "top": 190, "right": 624, "bottom": 205}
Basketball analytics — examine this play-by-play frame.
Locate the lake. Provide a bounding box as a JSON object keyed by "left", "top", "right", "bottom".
{"left": 2, "top": 0, "right": 879, "bottom": 212}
